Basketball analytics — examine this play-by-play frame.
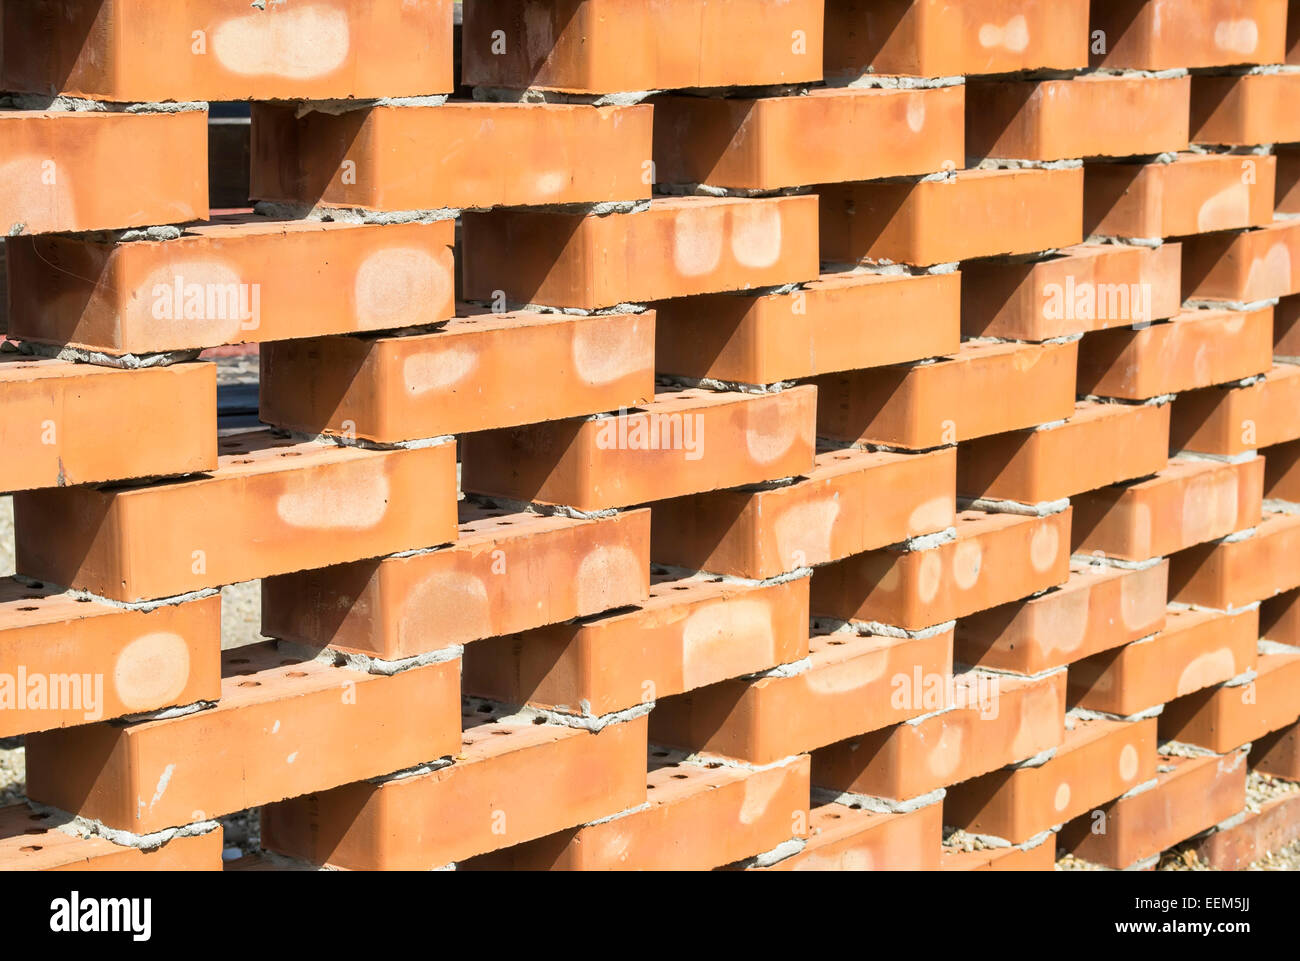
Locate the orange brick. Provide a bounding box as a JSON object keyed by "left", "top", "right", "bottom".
{"left": 1193, "top": 789, "right": 1300, "bottom": 869}
{"left": 1191, "top": 71, "right": 1300, "bottom": 146}
{"left": 25, "top": 642, "right": 461, "bottom": 834}
{"left": 1252, "top": 718, "right": 1300, "bottom": 779}
{"left": 649, "top": 447, "right": 956, "bottom": 580}
{"left": 1264, "top": 437, "right": 1300, "bottom": 501}
{"left": 967, "top": 75, "right": 1189, "bottom": 163}
{"left": 945, "top": 716, "right": 1158, "bottom": 845}
{"left": 0, "top": 108, "right": 207, "bottom": 235}
{"left": 653, "top": 86, "right": 964, "bottom": 191}
{"left": 14, "top": 429, "right": 458, "bottom": 603}
{"left": 1171, "top": 362, "right": 1300, "bottom": 456}
{"left": 1159, "top": 651, "right": 1300, "bottom": 753}
{"left": 655, "top": 270, "right": 959, "bottom": 385}
{"left": 648, "top": 627, "right": 954, "bottom": 765}
{"left": 1077, "top": 306, "right": 1274, "bottom": 400}
{"left": 461, "top": 387, "right": 816, "bottom": 512}
{"left": 940, "top": 835, "right": 1055, "bottom": 870}
{"left": 1278, "top": 146, "right": 1300, "bottom": 215}
{"left": 461, "top": 195, "right": 819, "bottom": 311}
{"left": 1277, "top": 294, "right": 1300, "bottom": 355}
{"left": 1071, "top": 457, "right": 1265, "bottom": 562}
{"left": 960, "top": 242, "right": 1182, "bottom": 341}
{"left": 1069, "top": 607, "right": 1260, "bottom": 716}
{"left": 811, "top": 509, "right": 1072, "bottom": 631}
{"left": 0, "top": 356, "right": 215, "bottom": 494}
{"left": 6, "top": 216, "right": 456, "bottom": 355}
{"left": 263, "top": 506, "right": 650, "bottom": 660}
{"left": 955, "top": 561, "right": 1170, "bottom": 675}
{"left": 758, "top": 800, "right": 942, "bottom": 870}
{"left": 259, "top": 310, "right": 654, "bottom": 444}
{"left": 261, "top": 709, "right": 649, "bottom": 869}
{"left": 250, "top": 101, "right": 652, "bottom": 212}
{"left": 0, "top": 807, "right": 222, "bottom": 871}
{"left": 813, "top": 340, "right": 1077, "bottom": 450}
{"left": 461, "top": 0, "right": 823, "bottom": 93}
{"left": 1182, "top": 219, "right": 1300, "bottom": 304}
{"left": 1261, "top": 586, "right": 1300, "bottom": 646}
{"left": 1090, "top": 0, "right": 1288, "bottom": 70}
{"left": 819, "top": 166, "right": 1083, "bottom": 266}
{"left": 1170, "top": 509, "right": 1300, "bottom": 609}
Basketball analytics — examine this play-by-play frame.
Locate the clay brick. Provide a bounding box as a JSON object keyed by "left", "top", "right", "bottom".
{"left": 653, "top": 85, "right": 964, "bottom": 191}
{"left": 823, "top": 0, "right": 1089, "bottom": 80}
{"left": 819, "top": 166, "right": 1083, "bottom": 267}
{"left": 1159, "top": 651, "right": 1300, "bottom": 753}
{"left": 758, "top": 800, "right": 942, "bottom": 870}
{"left": 960, "top": 242, "right": 1182, "bottom": 341}
{"left": 941, "top": 836, "right": 1055, "bottom": 870}
{"left": 1279, "top": 146, "right": 1300, "bottom": 215}
{"left": 1171, "top": 362, "right": 1300, "bottom": 456}
{"left": 263, "top": 506, "right": 650, "bottom": 660}
{"left": 1194, "top": 789, "right": 1300, "bottom": 869}
{"left": 250, "top": 101, "right": 652, "bottom": 212}
{"left": 1191, "top": 71, "right": 1300, "bottom": 146}
{"left": 945, "top": 717, "right": 1158, "bottom": 845}
{"left": 1084, "top": 152, "right": 1275, "bottom": 241}
{"left": 1058, "top": 750, "right": 1248, "bottom": 869}
{"left": 1252, "top": 719, "right": 1300, "bottom": 779}
{"left": 461, "top": 195, "right": 819, "bottom": 311}
{"left": 812, "top": 669, "right": 1066, "bottom": 802}
{"left": 259, "top": 310, "right": 654, "bottom": 444}
{"left": 812, "top": 340, "right": 1077, "bottom": 450}
{"left": 647, "top": 626, "right": 954, "bottom": 765}
{"left": 1071, "top": 457, "right": 1265, "bottom": 562}
{"left": 811, "top": 509, "right": 1072, "bottom": 632}
{"left": 1170, "top": 509, "right": 1300, "bottom": 609}
{"left": 1264, "top": 437, "right": 1300, "bottom": 502}
{"left": 1090, "top": 0, "right": 1288, "bottom": 70}
{"left": 958, "top": 400, "right": 1170, "bottom": 506}
{"left": 0, "top": 108, "right": 207, "bottom": 235}
{"left": 1069, "top": 607, "right": 1260, "bottom": 716}
{"left": 1261, "top": 587, "right": 1300, "bottom": 646}
{"left": 655, "top": 270, "right": 959, "bottom": 385}
{"left": 0, "top": 807, "right": 222, "bottom": 871}
{"left": 0, "top": 582, "right": 219, "bottom": 738}
{"left": 966, "top": 75, "right": 1189, "bottom": 163}
{"left": 14, "top": 429, "right": 458, "bottom": 603}
{"left": 955, "top": 561, "right": 1169, "bottom": 675}
{"left": 6, "top": 216, "right": 456, "bottom": 356}
{"left": 461, "top": 386, "right": 816, "bottom": 512}
{"left": 0, "top": 356, "right": 215, "bottom": 494}
{"left": 463, "top": 572, "right": 809, "bottom": 716}
{"left": 461, "top": 755, "right": 811, "bottom": 871}
{"left": 1076, "top": 306, "right": 1274, "bottom": 401}
{"left": 6, "top": 0, "right": 453, "bottom": 101}
{"left": 461, "top": 0, "right": 823, "bottom": 93}
{"left": 1181, "top": 219, "right": 1300, "bottom": 304}
{"left": 261, "top": 709, "right": 648, "bottom": 869}
{"left": 1277, "top": 295, "right": 1300, "bottom": 355}
{"left": 649, "top": 447, "right": 956, "bottom": 580}
{"left": 25, "top": 642, "right": 461, "bottom": 834}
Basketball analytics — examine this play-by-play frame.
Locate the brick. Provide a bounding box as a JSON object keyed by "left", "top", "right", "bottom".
{"left": 648, "top": 626, "right": 953, "bottom": 765}
{"left": 1277, "top": 295, "right": 1300, "bottom": 355}
{"left": 649, "top": 447, "right": 956, "bottom": 581}
{"left": 14, "top": 429, "right": 458, "bottom": 603}
{"left": 1071, "top": 457, "right": 1265, "bottom": 562}
{"left": 0, "top": 807, "right": 222, "bottom": 871}
{"left": 0, "top": 108, "right": 207, "bottom": 235}
{"left": 966, "top": 75, "right": 1189, "bottom": 163}
{"left": 957, "top": 400, "right": 1170, "bottom": 506}
{"left": 1090, "top": 0, "right": 1288, "bottom": 70}
{"left": 758, "top": 800, "right": 942, "bottom": 870}
{"left": 1159, "top": 651, "right": 1300, "bottom": 753}
{"left": 1076, "top": 306, "right": 1274, "bottom": 401}
{"left": 812, "top": 669, "right": 1066, "bottom": 802}
{"left": 250, "top": 101, "right": 652, "bottom": 212}
{"left": 259, "top": 310, "right": 654, "bottom": 444}
{"left": 1264, "top": 437, "right": 1300, "bottom": 501}
{"left": 946, "top": 717, "right": 1158, "bottom": 845}
{"left": 3, "top": 0, "right": 454, "bottom": 102}
{"left": 1279, "top": 146, "right": 1300, "bottom": 215}
{"left": 463, "top": 572, "right": 809, "bottom": 716}
{"left": 812, "top": 509, "right": 1072, "bottom": 632}
{"left": 1069, "top": 607, "right": 1260, "bottom": 716}
{"left": 461, "top": 386, "right": 816, "bottom": 512}
{"left": 1261, "top": 587, "right": 1300, "bottom": 646}
{"left": 819, "top": 166, "right": 1083, "bottom": 267}
{"left": 1170, "top": 510, "right": 1300, "bottom": 609}
{"left": 955, "top": 561, "right": 1169, "bottom": 675}
{"left": 461, "top": 0, "right": 823, "bottom": 93}
{"left": 1182, "top": 219, "right": 1300, "bottom": 304}
{"left": 1171, "top": 362, "right": 1300, "bottom": 456}
{"left": 653, "top": 86, "right": 964, "bottom": 191}
{"left": 1194, "top": 788, "right": 1300, "bottom": 869}
{"left": 823, "top": 0, "right": 1089, "bottom": 80}
{"left": 25, "top": 642, "right": 461, "bottom": 834}
{"left": 1191, "top": 71, "right": 1300, "bottom": 146}
{"left": 1084, "top": 152, "right": 1276, "bottom": 241}
{"left": 1292, "top": 0, "right": 1300, "bottom": 63}
{"left": 461, "top": 754, "right": 811, "bottom": 871}
{"left": 1252, "top": 718, "right": 1300, "bottom": 779}
{"left": 941, "top": 836, "right": 1055, "bottom": 870}
{"left": 0, "top": 582, "right": 219, "bottom": 738}
{"left": 261, "top": 709, "right": 648, "bottom": 869}
{"left": 960, "top": 242, "right": 1182, "bottom": 341}
{"left": 812, "top": 340, "right": 1077, "bottom": 450}
{"left": 263, "top": 506, "right": 650, "bottom": 660}
{"left": 1058, "top": 750, "right": 1248, "bottom": 869}
{"left": 461, "top": 195, "right": 819, "bottom": 311}
{"left": 0, "top": 356, "right": 215, "bottom": 494}
{"left": 6, "top": 216, "right": 456, "bottom": 356}
{"left": 654, "top": 270, "right": 959, "bottom": 385}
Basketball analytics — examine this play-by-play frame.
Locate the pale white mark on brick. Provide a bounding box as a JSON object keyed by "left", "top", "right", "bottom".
{"left": 804, "top": 650, "right": 887, "bottom": 694}
{"left": 925, "top": 724, "right": 964, "bottom": 777}
{"left": 730, "top": 203, "right": 783, "bottom": 268}
{"left": 952, "top": 539, "right": 983, "bottom": 590}
{"left": 212, "top": 5, "right": 350, "bottom": 79}
{"left": 137, "top": 259, "right": 247, "bottom": 347}
{"left": 1054, "top": 781, "right": 1071, "bottom": 812}
{"left": 1029, "top": 521, "right": 1060, "bottom": 573}
{"left": 682, "top": 599, "right": 776, "bottom": 690}
{"left": 1197, "top": 184, "right": 1251, "bottom": 232}
{"left": 916, "top": 550, "right": 943, "bottom": 604}
{"left": 978, "top": 15, "right": 1029, "bottom": 53}
{"left": 355, "top": 247, "right": 451, "bottom": 330}
{"left": 906, "top": 95, "right": 926, "bottom": 133}
{"left": 1214, "top": 19, "right": 1259, "bottom": 54}
{"left": 403, "top": 347, "right": 478, "bottom": 395}
{"left": 738, "top": 768, "right": 786, "bottom": 825}
{"left": 774, "top": 498, "right": 840, "bottom": 568}
{"left": 1038, "top": 585, "right": 1089, "bottom": 655}
{"left": 909, "top": 496, "right": 955, "bottom": 535}
{"left": 149, "top": 764, "right": 176, "bottom": 812}
{"left": 575, "top": 546, "right": 642, "bottom": 613}
{"left": 1244, "top": 243, "right": 1293, "bottom": 299}
{"left": 277, "top": 472, "right": 390, "bottom": 529}
{"left": 673, "top": 208, "right": 724, "bottom": 277}
{"left": 571, "top": 317, "right": 649, "bottom": 385}
{"left": 1176, "top": 648, "right": 1239, "bottom": 696}
{"left": 114, "top": 633, "right": 191, "bottom": 710}
{"left": 400, "top": 571, "right": 491, "bottom": 649}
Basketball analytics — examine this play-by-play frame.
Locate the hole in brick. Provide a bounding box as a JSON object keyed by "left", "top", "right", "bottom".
{"left": 279, "top": 452, "right": 303, "bottom": 458}
{"left": 706, "top": 762, "right": 723, "bottom": 769}
{"left": 238, "top": 681, "right": 261, "bottom": 688}
{"left": 495, "top": 521, "right": 512, "bottom": 526}
{"left": 826, "top": 813, "right": 841, "bottom": 819}
{"left": 671, "top": 586, "right": 689, "bottom": 591}
{"left": 531, "top": 716, "right": 546, "bottom": 725}
{"left": 492, "top": 730, "right": 511, "bottom": 736}
{"left": 828, "top": 639, "right": 844, "bottom": 646}
{"left": 17, "top": 607, "right": 38, "bottom": 612}
{"left": 19, "top": 846, "right": 41, "bottom": 853}
{"left": 75, "top": 598, "right": 92, "bottom": 604}
{"left": 27, "top": 582, "right": 44, "bottom": 589}
{"left": 232, "top": 459, "right": 254, "bottom": 465}
{"left": 671, "top": 774, "right": 688, "bottom": 780}
{"left": 646, "top": 784, "right": 656, "bottom": 790}
{"left": 651, "top": 751, "right": 669, "bottom": 757}
{"left": 286, "top": 671, "right": 308, "bottom": 679}
{"left": 228, "top": 658, "right": 251, "bottom": 665}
